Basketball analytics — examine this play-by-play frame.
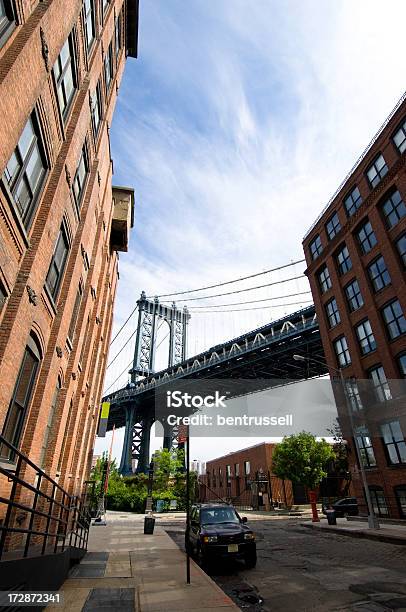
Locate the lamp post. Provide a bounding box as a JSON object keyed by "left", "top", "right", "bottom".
{"left": 293, "top": 354, "right": 380, "bottom": 530}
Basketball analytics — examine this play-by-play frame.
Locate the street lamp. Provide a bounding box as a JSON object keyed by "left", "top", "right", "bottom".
{"left": 293, "top": 354, "right": 380, "bottom": 530}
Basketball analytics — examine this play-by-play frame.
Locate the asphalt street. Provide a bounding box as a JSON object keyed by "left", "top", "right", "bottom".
{"left": 158, "top": 515, "right": 406, "bottom": 612}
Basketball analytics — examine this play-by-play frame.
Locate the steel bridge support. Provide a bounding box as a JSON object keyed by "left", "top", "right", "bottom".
{"left": 119, "top": 405, "right": 137, "bottom": 475}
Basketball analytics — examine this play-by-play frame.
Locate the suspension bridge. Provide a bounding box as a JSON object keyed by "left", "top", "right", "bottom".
{"left": 101, "top": 259, "right": 327, "bottom": 474}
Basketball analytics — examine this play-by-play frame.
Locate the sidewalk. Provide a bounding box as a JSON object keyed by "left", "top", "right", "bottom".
{"left": 47, "top": 511, "right": 239, "bottom": 612}
{"left": 302, "top": 516, "right": 406, "bottom": 545}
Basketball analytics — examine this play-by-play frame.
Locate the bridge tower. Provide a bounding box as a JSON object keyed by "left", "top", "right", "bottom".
{"left": 119, "top": 292, "right": 190, "bottom": 475}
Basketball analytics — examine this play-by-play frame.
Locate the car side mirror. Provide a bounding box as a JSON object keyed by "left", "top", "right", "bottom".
{"left": 241, "top": 516, "right": 247, "bottom": 523}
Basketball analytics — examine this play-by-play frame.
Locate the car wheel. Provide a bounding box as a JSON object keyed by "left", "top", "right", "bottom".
{"left": 245, "top": 553, "right": 257, "bottom": 569}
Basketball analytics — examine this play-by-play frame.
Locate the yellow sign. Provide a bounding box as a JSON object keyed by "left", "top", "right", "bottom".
{"left": 101, "top": 402, "right": 110, "bottom": 419}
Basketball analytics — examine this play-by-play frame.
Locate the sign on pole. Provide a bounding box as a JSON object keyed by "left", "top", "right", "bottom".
{"left": 97, "top": 402, "right": 110, "bottom": 437}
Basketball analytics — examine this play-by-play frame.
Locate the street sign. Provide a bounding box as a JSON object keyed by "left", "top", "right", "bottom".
{"left": 178, "top": 424, "right": 188, "bottom": 443}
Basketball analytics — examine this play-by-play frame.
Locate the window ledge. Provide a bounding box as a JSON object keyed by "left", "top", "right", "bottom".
{"left": 0, "top": 459, "right": 17, "bottom": 473}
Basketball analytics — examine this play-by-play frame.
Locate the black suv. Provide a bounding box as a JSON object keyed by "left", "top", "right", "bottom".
{"left": 186, "top": 503, "right": 257, "bottom": 568}
{"left": 322, "top": 497, "right": 359, "bottom": 517}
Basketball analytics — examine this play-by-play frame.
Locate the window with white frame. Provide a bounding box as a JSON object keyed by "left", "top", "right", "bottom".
{"left": 3, "top": 113, "right": 47, "bottom": 229}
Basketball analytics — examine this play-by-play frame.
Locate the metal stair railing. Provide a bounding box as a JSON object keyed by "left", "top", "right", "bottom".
{"left": 0, "top": 434, "right": 90, "bottom": 561}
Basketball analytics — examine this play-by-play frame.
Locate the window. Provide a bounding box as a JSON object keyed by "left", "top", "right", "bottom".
{"left": 39, "top": 376, "right": 62, "bottom": 468}
{"left": 334, "top": 336, "right": 351, "bottom": 367}
{"left": 83, "top": 0, "right": 95, "bottom": 51}
{"left": 393, "top": 119, "right": 406, "bottom": 154}
{"left": 101, "top": 0, "right": 109, "bottom": 16}
{"left": 68, "top": 282, "right": 83, "bottom": 341}
{"left": 366, "top": 154, "right": 388, "bottom": 188}
{"left": 3, "top": 114, "right": 47, "bottom": 229}
{"left": 212, "top": 470, "right": 216, "bottom": 488}
{"left": 381, "top": 299, "right": 406, "bottom": 340}
{"left": 234, "top": 463, "right": 240, "bottom": 477}
{"left": 207, "top": 472, "right": 211, "bottom": 488}
{"left": 325, "top": 212, "right": 341, "bottom": 240}
{"left": 226, "top": 465, "right": 231, "bottom": 485}
{"left": 345, "top": 279, "right": 364, "bottom": 312}
{"left": 72, "top": 145, "right": 89, "bottom": 209}
{"left": 309, "top": 235, "right": 323, "bottom": 260}
{"left": 325, "top": 298, "right": 340, "bottom": 328}
{"left": 396, "top": 234, "right": 406, "bottom": 267}
{"left": 0, "top": 334, "right": 42, "bottom": 460}
{"left": 0, "top": 282, "right": 7, "bottom": 313}
{"left": 53, "top": 35, "right": 76, "bottom": 119}
{"left": 369, "top": 365, "right": 392, "bottom": 402}
{"left": 90, "top": 82, "right": 102, "bottom": 139}
{"left": 244, "top": 460, "right": 250, "bottom": 485}
{"left": 395, "top": 486, "right": 406, "bottom": 518}
{"left": 381, "top": 190, "right": 406, "bottom": 229}
{"left": 369, "top": 486, "right": 389, "bottom": 517}
{"left": 355, "top": 427, "right": 376, "bottom": 467}
{"left": 104, "top": 41, "right": 113, "bottom": 93}
{"left": 45, "top": 223, "right": 70, "bottom": 300}
{"left": 346, "top": 379, "right": 363, "bottom": 411}
{"left": 336, "top": 245, "right": 352, "bottom": 275}
{"left": 355, "top": 320, "right": 376, "bottom": 355}
{"left": 317, "top": 265, "right": 332, "bottom": 294}
{"left": 115, "top": 14, "right": 121, "bottom": 58}
{"left": 219, "top": 467, "right": 223, "bottom": 487}
{"left": 0, "top": 0, "right": 15, "bottom": 44}
{"left": 381, "top": 421, "right": 406, "bottom": 465}
{"left": 344, "top": 187, "right": 362, "bottom": 217}
{"left": 368, "top": 256, "right": 391, "bottom": 292}
{"left": 398, "top": 354, "right": 406, "bottom": 377}
{"left": 356, "top": 220, "right": 377, "bottom": 254}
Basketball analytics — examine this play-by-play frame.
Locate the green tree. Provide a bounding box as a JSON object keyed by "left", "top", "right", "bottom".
{"left": 272, "top": 432, "right": 336, "bottom": 521}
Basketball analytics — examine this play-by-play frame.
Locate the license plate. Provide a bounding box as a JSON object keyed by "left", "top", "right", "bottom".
{"left": 228, "top": 544, "right": 238, "bottom": 553}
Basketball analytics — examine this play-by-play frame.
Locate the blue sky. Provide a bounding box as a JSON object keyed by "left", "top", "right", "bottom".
{"left": 96, "top": 0, "right": 406, "bottom": 463}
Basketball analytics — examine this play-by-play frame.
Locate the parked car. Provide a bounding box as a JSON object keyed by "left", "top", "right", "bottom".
{"left": 185, "top": 503, "right": 257, "bottom": 568}
{"left": 322, "top": 497, "right": 359, "bottom": 517}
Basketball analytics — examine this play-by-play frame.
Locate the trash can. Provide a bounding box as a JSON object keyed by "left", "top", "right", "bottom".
{"left": 144, "top": 516, "right": 155, "bottom": 534}
{"left": 326, "top": 509, "right": 337, "bottom": 525}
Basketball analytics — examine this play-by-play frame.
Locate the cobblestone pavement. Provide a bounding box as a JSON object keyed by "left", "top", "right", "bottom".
{"left": 159, "top": 515, "right": 406, "bottom": 612}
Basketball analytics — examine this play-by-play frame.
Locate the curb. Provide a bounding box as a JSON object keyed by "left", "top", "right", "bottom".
{"left": 302, "top": 522, "right": 406, "bottom": 546}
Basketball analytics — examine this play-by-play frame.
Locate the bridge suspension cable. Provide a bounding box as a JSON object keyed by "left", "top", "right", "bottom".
{"left": 161, "top": 274, "right": 306, "bottom": 303}
{"left": 109, "top": 305, "right": 138, "bottom": 347}
{"left": 147, "top": 258, "right": 305, "bottom": 299}
{"left": 190, "top": 299, "right": 313, "bottom": 314}
{"left": 188, "top": 290, "right": 312, "bottom": 309}
{"left": 104, "top": 358, "right": 133, "bottom": 394}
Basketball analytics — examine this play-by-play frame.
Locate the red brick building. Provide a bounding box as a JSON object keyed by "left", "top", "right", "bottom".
{"left": 0, "top": 0, "right": 138, "bottom": 507}
{"left": 202, "top": 443, "right": 298, "bottom": 509}
{"left": 303, "top": 93, "right": 406, "bottom": 519}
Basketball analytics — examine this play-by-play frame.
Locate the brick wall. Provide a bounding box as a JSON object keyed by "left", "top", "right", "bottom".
{"left": 303, "top": 94, "right": 406, "bottom": 519}
{"left": 0, "top": 0, "right": 136, "bottom": 520}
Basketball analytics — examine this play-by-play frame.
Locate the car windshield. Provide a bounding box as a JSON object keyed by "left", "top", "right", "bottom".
{"left": 200, "top": 507, "right": 240, "bottom": 525}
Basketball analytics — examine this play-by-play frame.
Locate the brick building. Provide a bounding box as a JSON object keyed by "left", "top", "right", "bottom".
{"left": 303, "top": 92, "right": 406, "bottom": 519}
{"left": 202, "top": 443, "right": 298, "bottom": 509}
{"left": 0, "top": 0, "right": 138, "bottom": 506}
